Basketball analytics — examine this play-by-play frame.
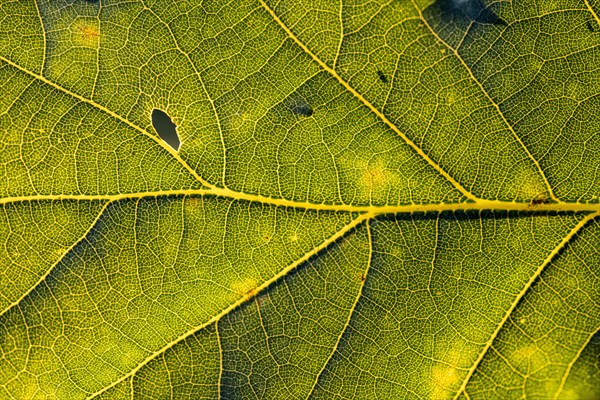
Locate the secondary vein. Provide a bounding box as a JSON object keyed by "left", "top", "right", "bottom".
{"left": 86, "top": 212, "right": 371, "bottom": 400}
{"left": 584, "top": 0, "right": 600, "bottom": 28}
{"left": 306, "top": 219, "right": 374, "bottom": 398}
{"left": 0, "top": 55, "right": 212, "bottom": 189}
{"left": 408, "top": 0, "right": 560, "bottom": 203}
{"left": 0, "top": 200, "right": 111, "bottom": 320}
{"left": 452, "top": 211, "right": 600, "bottom": 399}
{"left": 258, "top": 0, "right": 479, "bottom": 202}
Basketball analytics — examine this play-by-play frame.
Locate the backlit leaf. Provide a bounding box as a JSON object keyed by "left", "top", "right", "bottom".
{"left": 0, "top": 1, "right": 599, "bottom": 399}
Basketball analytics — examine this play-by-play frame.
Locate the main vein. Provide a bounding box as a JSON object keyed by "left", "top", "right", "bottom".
{"left": 2, "top": 190, "right": 599, "bottom": 214}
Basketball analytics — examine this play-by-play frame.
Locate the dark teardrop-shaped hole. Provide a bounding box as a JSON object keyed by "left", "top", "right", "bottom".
{"left": 151, "top": 109, "right": 180, "bottom": 151}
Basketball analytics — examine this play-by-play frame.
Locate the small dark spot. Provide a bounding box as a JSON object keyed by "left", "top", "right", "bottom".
{"left": 530, "top": 198, "right": 549, "bottom": 206}
{"left": 587, "top": 21, "right": 596, "bottom": 32}
{"left": 82, "top": 0, "right": 99, "bottom": 3}
{"left": 290, "top": 99, "right": 313, "bottom": 117}
{"left": 377, "top": 70, "right": 388, "bottom": 84}
{"left": 434, "top": 0, "right": 507, "bottom": 26}
{"left": 151, "top": 109, "right": 180, "bottom": 151}
{"left": 360, "top": 274, "right": 366, "bottom": 283}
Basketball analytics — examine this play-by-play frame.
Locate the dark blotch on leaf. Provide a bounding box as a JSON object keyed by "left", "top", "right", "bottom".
{"left": 434, "top": 0, "right": 507, "bottom": 26}
{"left": 151, "top": 109, "right": 180, "bottom": 151}
{"left": 530, "top": 198, "right": 549, "bottom": 206}
{"left": 377, "top": 70, "right": 388, "bottom": 84}
{"left": 587, "top": 21, "right": 596, "bottom": 32}
{"left": 290, "top": 99, "right": 313, "bottom": 117}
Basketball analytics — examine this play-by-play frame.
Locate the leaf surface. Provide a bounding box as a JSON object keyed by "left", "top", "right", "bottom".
{"left": 0, "top": 0, "right": 599, "bottom": 399}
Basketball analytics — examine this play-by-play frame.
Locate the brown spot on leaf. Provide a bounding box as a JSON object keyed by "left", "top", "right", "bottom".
{"left": 78, "top": 25, "right": 99, "bottom": 39}
{"left": 290, "top": 98, "right": 313, "bottom": 116}
{"left": 355, "top": 272, "right": 367, "bottom": 283}
{"left": 72, "top": 21, "right": 100, "bottom": 47}
{"left": 529, "top": 198, "right": 549, "bottom": 207}
{"left": 79, "top": 26, "right": 100, "bottom": 39}
{"left": 232, "top": 278, "right": 259, "bottom": 299}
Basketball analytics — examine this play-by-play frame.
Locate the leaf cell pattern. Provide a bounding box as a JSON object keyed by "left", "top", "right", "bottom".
{"left": 0, "top": 0, "right": 599, "bottom": 399}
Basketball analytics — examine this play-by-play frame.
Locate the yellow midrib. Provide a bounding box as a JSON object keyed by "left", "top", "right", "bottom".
{"left": 2, "top": 190, "right": 600, "bottom": 214}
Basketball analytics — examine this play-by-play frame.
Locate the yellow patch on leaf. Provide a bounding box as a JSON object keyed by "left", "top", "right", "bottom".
{"left": 359, "top": 159, "right": 399, "bottom": 198}
{"left": 232, "top": 278, "right": 259, "bottom": 299}
{"left": 511, "top": 343, "right": 539, "bottom": 366}
{"left": 72, "top": 20, "right": 100, "bottom": 47}
{"left": 185, "top": 196, "right": 202, "bottom": 209}
{"left": 226, "top": 110, "right": 256, "bottom": 142}
{"left": 431, "top": 364, "right": 459, "bottom": 399}
{"left": 511, "top": 168, "right": 548, "bottom": 202}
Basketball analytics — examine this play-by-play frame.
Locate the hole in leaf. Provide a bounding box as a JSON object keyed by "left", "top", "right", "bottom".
{"left": 377, "top": 70, "right": 388, "bottom": 84}
{"left": 433, "top": 0, "right": 507, "bottom": 26}
{"left": 151, "top": 109, "right": 180, "bottom": 151}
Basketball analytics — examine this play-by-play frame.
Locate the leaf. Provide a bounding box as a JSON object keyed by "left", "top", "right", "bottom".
{"left": 0, "top": 0, "right": 599, "bottom": 399}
